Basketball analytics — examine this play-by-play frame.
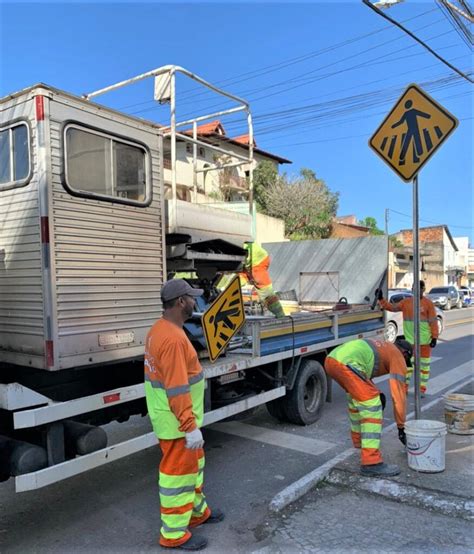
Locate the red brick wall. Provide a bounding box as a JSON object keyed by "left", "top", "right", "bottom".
{"left": 330, "top": 223, "right": 370, "bottom": 238}
{"left": 399, "top": 227, "right": 444, "bottom": 246}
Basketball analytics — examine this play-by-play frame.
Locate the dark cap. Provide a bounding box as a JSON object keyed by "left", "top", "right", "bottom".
{"left": 161, "top": 279, "right": 204, "bottom": 302}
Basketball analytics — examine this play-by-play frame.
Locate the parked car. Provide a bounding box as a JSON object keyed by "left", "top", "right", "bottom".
{"left": 458, "top": 288, "right": 472, "bottom": 307}
{"left": 384, "top": 290, "right": 445, "bottom": 343}
{"left": 426, "top": 286, "right": 459, "bottom": 310}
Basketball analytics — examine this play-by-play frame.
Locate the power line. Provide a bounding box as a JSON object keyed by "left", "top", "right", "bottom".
{"left": 388, "top": 209, "right": 474, "bottom": 230}
{"left": 362, "top": 0, "right": 474, "bottom": 82}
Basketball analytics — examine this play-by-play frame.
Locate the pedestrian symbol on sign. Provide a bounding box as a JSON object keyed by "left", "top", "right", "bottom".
{"left": 202, "top": 276, "right": 245, "bottom": 362}
{"left": 369, "top": 84, "right": 458, "bottom": 182}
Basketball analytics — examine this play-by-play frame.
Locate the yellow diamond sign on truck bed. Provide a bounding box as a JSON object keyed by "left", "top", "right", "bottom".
{"left": 369, "top": 84, "right": 458, "bottom": 182}
{"left": 202, "top": 276, "right": 245, "bottom": 362}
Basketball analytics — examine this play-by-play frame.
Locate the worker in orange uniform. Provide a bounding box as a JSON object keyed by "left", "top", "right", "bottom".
{"left": 378, "top": 280, "right": 439, "bottom": 396}
{"left": 145, "top": 279, "right": 224, "bottom": 551}
{"left": 324, "top": 338, "right": 412, "bottom": 477}
{"left": 240, "top": 241, "right": 285, "bottom": 318}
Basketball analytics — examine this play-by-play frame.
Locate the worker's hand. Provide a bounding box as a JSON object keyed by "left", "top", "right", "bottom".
{"left": 185, "top": 428, "right": 204, "bottom": 450}
{"left": 398, "top": 427, "right": 407, "bottom": 446}
{"left": 376, "top": 288, "right": 384, "bottom": 301}
{"left": 430, "top": 338, "right": 437, "bottom": 348}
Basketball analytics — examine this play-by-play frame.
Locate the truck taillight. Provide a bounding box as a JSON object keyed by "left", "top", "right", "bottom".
{"left": 35, "top": 96, "right": 45, "bottom": 121}
{"left": 45, "top": 340, "right": 54, "bottom": 368}
{"left": 103, "top": 393, "right": 121, "bottom": 404}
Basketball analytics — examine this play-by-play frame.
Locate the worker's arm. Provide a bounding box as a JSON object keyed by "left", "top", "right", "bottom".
{"left": 389, "top": 356, "right": 408, "bottom": 429}
{"left": 426, "top": 300, "right": 439, "bottom": 340}
{"left": 378, "top": 298, "right": 403, "bottom": 312}
{"left": 161, "top": 340, "right": 197, "bottom": 433}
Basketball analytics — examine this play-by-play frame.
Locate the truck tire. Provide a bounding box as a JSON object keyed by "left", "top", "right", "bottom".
{"left": 284, "top": 359, "right": 327, "bottom": 425}
{"left": 266, "top": 397, "right": 288, "bottom": 422}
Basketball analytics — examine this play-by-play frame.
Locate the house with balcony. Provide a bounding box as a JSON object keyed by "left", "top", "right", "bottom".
{"left": 162, "top": 120, "right": 291, "bottom": 203}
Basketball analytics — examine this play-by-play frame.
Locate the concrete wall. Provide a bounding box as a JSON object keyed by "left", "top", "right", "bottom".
{"left": 256, "top": 213, "right": 286, "bottom": 243}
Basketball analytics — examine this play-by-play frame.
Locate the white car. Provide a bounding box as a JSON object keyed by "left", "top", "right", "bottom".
{"left": 384, "top": 290, "right": 445, "bottom": 343}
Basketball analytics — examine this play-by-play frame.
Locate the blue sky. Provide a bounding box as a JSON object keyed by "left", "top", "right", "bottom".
{"left": 1, "top": 0, "right": 472, "bottom": 242}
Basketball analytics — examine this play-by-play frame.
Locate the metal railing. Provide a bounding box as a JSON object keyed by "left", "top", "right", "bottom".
{"left": 84, "top": 65, "right": 254, "bottom": 219}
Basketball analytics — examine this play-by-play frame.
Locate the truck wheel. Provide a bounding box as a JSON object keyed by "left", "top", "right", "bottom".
{"left": 384, "top": 321, "right": 398, "bottom": 343}
{"left": 284, "top": 360, "right": 327, "bottom": 425}
{"left": 266, "top": 397, "right": 288, "bottom": 422}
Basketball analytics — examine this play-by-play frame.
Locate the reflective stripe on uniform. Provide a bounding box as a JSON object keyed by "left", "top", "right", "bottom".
{"left": 160, "top": 484, "right": 196, "bottom": 497}
{"left": 390, "top": 373, "right": 406, "bottom": 383}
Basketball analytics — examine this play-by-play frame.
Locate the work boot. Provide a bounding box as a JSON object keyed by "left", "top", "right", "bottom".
{"left": 360, "top": 462, "right": 400, "bottom": 477}
{"left": 166, "top": 534, "right": 208, "bottom": 551}
{"left": 203, "top": 508, "right": 225, "bottom": 524}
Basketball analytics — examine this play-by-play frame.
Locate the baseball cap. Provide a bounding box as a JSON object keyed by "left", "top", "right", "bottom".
{"left": 161, "top": 279, "right": 204, "bottom": 302}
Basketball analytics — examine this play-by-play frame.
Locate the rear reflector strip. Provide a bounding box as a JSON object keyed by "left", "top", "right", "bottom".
{"left": 45, "top": 340, "right": 54, "bottom": 368}
{"left": 103, "top": 393, "right": 121, "bottom": 404}
{"left": 35, "top": 96, "right": 45, "bottom": 121}
{"left": 40, "top": 216, "right": 50, "bottom": 243}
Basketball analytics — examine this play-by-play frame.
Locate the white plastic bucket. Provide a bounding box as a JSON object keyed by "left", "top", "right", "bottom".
{"left": 405, "top": 419, "right": 447, "bottom": 473}
{"left": 444, "top": 394, "right": 474, "bottom": 435}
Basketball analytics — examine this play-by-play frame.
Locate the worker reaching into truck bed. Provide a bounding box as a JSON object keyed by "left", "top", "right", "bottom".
{"left": 324, "top": 338, "right": 412, "bottom": 477}
{"left": 378, "top": 280, "right": 438, "bottom": 396}
{"left": 240, "top": 241, "right": 285, "bottom": 318}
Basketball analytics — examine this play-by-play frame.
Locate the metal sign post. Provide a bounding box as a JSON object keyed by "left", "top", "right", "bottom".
{"left": 368, "top": 83, "right": 459, "bottom": 420}
{"left": 412, "top": 175, "right": 421, "bottom": 419}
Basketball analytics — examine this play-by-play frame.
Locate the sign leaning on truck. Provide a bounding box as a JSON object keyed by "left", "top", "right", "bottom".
{"left": 369, "top": 83, "right": 459, "bottom": 182}
{"left": 202, "top": 276, "right": 245, "bottom": 362}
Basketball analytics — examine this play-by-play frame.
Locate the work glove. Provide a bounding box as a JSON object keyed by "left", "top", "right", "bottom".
{"left": 376, "top": 288, "right": 384, "bottom": 301}
{"left": 430, "top": 338, "right": 437, "bottom": 348}
{"left": 398, "top": 427, "right": 407, "bottom": 446}
{"left": 185, "top": 428, "right": 204, "bottom": 450}
{"left": 379, "top": 392, "right": 386, "bottom": 411}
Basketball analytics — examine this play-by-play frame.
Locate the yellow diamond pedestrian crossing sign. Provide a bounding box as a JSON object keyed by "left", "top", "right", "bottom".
{"left": 202, "top": 276, "right": 245, "bottom": 362}
{"left": 369, "top": 83, "right": 458, "bottom": 182}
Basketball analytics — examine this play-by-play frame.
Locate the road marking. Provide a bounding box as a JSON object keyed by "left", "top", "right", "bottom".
{"left": 423, "top": 361, "right": 473, "bottom": 396}
{"left": 446, "top": 317, "right": 474, "bottom": 328}
{"left": 210, "top": 421, "right": 336, "bottom": 456}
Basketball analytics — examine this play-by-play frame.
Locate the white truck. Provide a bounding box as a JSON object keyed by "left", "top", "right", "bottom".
{"left": 0, "top": 66, "right": 387, "bottom": 492}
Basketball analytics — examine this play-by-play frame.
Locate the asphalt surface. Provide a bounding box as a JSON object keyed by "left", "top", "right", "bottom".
{"left": 0, "top": 307, "right": 472, "bottom": 553}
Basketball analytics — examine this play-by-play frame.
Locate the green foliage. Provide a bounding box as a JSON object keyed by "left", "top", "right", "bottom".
{"left": 252, "top": 160, "right": 279, "bottom": 211}
{"left": 260, "top": 167, "right": 339, "bottom": 240}
{"left": 390, "top": 235, "right": 404, "bottom": 248}
{"left": 359, "top": 216, "right": 384, "bottom": 235}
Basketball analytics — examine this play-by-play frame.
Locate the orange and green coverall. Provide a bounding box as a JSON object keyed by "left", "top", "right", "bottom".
{"left": 240, "top": 242, "right": 285, "bottom": 318}
{"left": 379, "top": 296, "right": 438, "bottom": 394}
{"left": 145, "top": 319, "right": 210, "bottom": 548}
{"left": 325, "top": 339, "right": 407, "bottom": 466}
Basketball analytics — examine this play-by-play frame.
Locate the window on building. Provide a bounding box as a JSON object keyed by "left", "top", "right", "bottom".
{"left": 199, "top": 147, "right": 206, "bottom": 158}
{"left": 0, "top": 122, "right": 31, "bottom": 188}
{"left": 186, "top": 143, "right": 193, "bottom": 154}
{"left": 64, "top": 125, "right": 149, "bottom": 205}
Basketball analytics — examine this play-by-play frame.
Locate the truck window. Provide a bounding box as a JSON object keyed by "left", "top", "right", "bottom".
{"left": 64, "top": 125, "right": 150, "bottom": 205}
{"left": 0, "top": 122, "right": 30, "bottom": 188}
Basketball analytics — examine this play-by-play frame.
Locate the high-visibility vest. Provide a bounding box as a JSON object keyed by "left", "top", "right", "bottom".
{"left": 328, "top": 339, "right": 379, "bottom": 379}
{"left": 243, "top": 242, "right": 269, "bottom": 270}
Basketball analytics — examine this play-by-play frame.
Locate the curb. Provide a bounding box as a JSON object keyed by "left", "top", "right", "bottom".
{"left": 268, "top": 447, "right": 355, "bottom": 513}
{"left": 268, "top": 377, "right": 473, "bottom": 514}
{"left": 327, "top": 468, "right": 474, "bottom": 521}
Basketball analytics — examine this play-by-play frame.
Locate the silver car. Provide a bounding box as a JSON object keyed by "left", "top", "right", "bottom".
{"left": 384, "top": 290, "right": 444, "bottom": 343}
{"left": 426, "top": 286, "right": 459, "bottom": 310}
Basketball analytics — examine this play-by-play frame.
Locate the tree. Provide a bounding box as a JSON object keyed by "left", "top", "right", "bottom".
{"left": 359, "top": 216, "right": 384, "bottom": 235}
{"left": 251, "top": 160, "right": 279, "bottom": 211}
{"left": 261, "top": 168, "right": 339, "bottom": 240}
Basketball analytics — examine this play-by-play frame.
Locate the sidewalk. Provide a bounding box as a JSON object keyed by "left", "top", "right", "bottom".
{"left": 253, "top": 381, "right": 474, "bottom": 553}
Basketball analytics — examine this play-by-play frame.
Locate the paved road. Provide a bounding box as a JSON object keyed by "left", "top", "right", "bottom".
{"left": 0, "top": 308, "right": 472, "bottom": 553}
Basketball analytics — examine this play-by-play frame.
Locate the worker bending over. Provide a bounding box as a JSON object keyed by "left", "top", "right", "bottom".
{"left": 240, "top": 241, "right": 285, "bottom": 318}
{"left": 378, "top": 280, "right": 438, "bottom": 395}
{"left": 325, "top": 338, "right": 412, "bottom": 477}
{"left": 145, "top": 279, "right": 224, "bottom": 551}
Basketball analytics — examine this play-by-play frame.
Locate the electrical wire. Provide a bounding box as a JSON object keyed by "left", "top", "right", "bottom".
{"left": 362, "top": 0, "right": 473, "bottom": 82}
{"left": 388, "top": 209, "right": 473, "bottom": 230}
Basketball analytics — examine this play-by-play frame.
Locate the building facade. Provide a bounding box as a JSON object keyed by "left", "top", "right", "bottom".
{"left": 392, "top": 225, "right": 461, "bottom": 290}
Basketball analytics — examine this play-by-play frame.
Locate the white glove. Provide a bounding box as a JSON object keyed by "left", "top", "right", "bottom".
{"left": 185, "top": 428, "right": 204, "bottom": 450}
